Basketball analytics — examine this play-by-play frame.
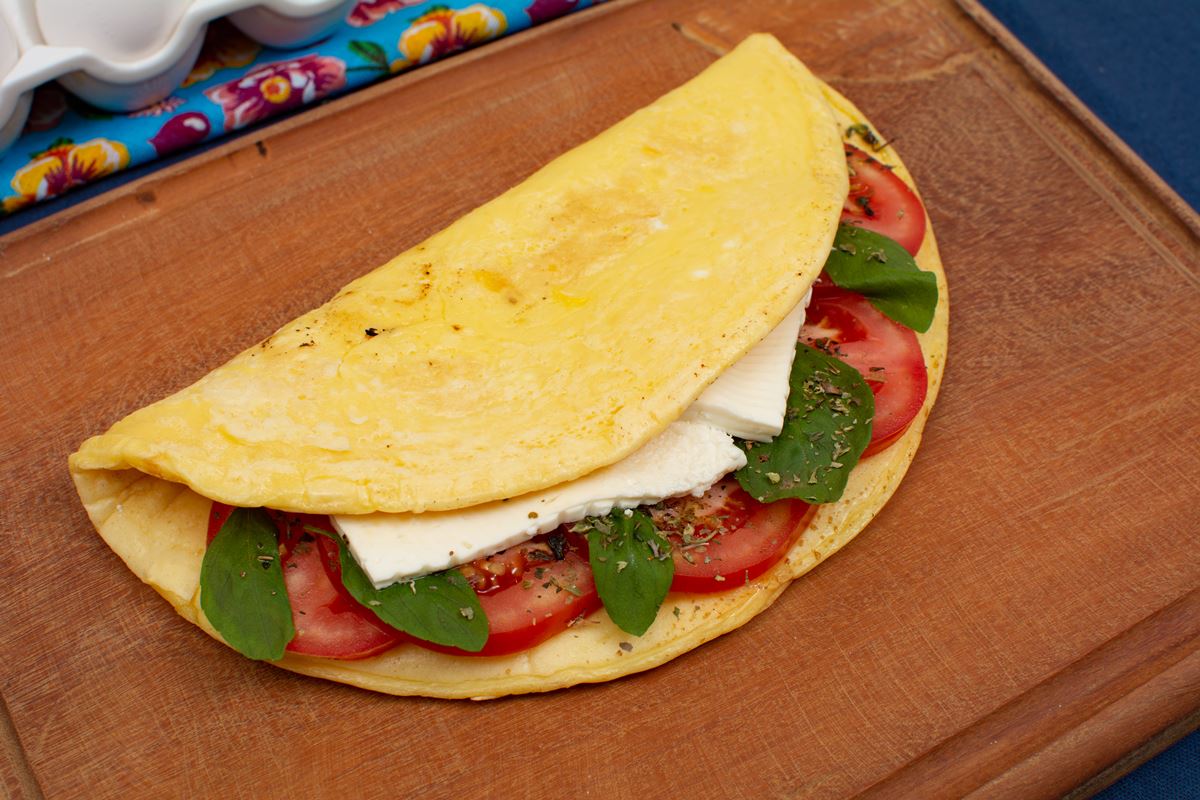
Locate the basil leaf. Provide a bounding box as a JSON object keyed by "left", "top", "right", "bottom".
{"left": 824, "top": 225, "right": 937, "bottom": 332}
{"left": 736, "top": 345, "right": 874, "bottom": 504}
{"left": 200, "top": 508, "right": 295, "bottom": 661}
{"left": 327, "top": 532, "right": 488, "bottom": 653}
{"left": 580, "top": 510, "right": 674, "bottom": 636}
{"left": 348, "top": 40, "right": 389, "bottom": 69}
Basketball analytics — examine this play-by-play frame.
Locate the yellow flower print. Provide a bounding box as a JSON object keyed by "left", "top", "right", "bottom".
{"left": 390, "top": 4, "right": 508, "bottom": 72}
{"left": 183, "top": 21, "right": 262, "bottom": 88}
{"left": 3, "top": 138, "right": 130, "bottom": 214}
{"left": 259, "top": 74, "right": 293, "bottom": 104}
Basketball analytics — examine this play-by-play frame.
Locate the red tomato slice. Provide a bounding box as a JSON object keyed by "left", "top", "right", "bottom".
{"left": 206, "top": 505, "right": 408, "bottom": 659}
{"left": 801, "top": 288, "right": 927, "bottom": 457}
{"left": 651, "top": 478, "right": 813, "bottom": 593}
{"left": 420, "top": 531, "right": 601, "bottom": 658}
{"left": 841, "top": 143, "right": 926, "bottom": 256}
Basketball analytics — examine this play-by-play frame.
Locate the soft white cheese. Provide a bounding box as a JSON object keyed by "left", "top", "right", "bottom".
{"left": 335, "top": 291, "right": 810, "bottom": 586}
{"left": 334, "top": 421, "right": 747, "bottom": 587}
{"left": 681, "top": 288, "right": 810, "bottom": 441}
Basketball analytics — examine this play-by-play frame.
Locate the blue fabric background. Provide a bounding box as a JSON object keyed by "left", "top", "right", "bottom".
{"left": 979, "top": 0, "right": 1199, "bottom": 211}
{"left": 1094, "top": 733, "right": 1200, "bottom": 799}
{"left": 979, "top": 4, "right": 1199, "bottom": 796}
{"left": 0, "top": 0, "right": 598, "bottom": 235}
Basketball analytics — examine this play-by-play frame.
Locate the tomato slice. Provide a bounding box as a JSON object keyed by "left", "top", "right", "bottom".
{"left": 419, "top": 531, "right": 601, "bottom": 657}
{"left": 207, "top": 484, "right": 813, "bottom": 656}
{"left": 801, "top": 287, "right": 927, "bottom": 457}
{"left": 841, "top": 143, "right": 926, "bottom": 256}
{"left": 650, "top": 478, "right": 812, "bottom": 593}
{"left": 206, "top": 504, "right": 408, "bottom": 659}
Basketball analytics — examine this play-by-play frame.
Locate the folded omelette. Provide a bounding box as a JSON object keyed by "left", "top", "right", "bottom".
{"left": 69, "top": 35, "right": 949, "bottom": 698}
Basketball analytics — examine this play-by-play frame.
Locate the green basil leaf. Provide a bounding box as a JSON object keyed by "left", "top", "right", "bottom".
{"left": 327, "top": 532, "right": 488, "bottom": 653}
{"left": 736, "top": 344, "right": 874, "bottom": 504}
{"left": 200, "top": 508, "right": 295, "bottom": 661}
{"left": 824, "top": 224, "right": 937, "bottom": 332}
{"left": 348, "top": 39, "right": 389, "bottom": 68}
{"left": 580, "top": 510, "right": 674, "bottom": 636}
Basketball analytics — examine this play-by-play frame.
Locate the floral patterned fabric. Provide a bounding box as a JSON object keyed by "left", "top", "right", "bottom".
{"left": 0, "top": 0, "right": 597, "bottom": 216}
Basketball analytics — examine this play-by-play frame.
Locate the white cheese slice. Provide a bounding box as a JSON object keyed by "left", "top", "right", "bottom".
{"left": 335, "top": 291, "right": 810, "bottom": 586}
{"left": 681, "top": 289, "right": 810, "bottom": 441}
{"left": 334, "top": 421, "right": 747, "bottom": 588}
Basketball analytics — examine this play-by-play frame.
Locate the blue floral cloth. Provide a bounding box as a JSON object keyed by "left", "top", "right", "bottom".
{"left": 0, "top": 0, "right": 596, "bottom": 216}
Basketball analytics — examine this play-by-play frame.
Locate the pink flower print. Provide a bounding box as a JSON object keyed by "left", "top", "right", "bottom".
{"left": 203, "top": 54, "right": 347, "bottom": 130}
{"left": 525, "top": 0, "right": 579, "bottom": 24}
{"left": 130, "top": 96, "right": 185, "bottom": 118}
{"left": 149, "top": 112, "right": 212, "bottom": 156}
{"left": 347, "top": 0, "right": 422, "bottom": 28}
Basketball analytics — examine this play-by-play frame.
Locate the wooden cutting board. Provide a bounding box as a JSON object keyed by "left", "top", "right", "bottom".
{"left": 2, "top": 1, "right": 1197, "bottom": 797}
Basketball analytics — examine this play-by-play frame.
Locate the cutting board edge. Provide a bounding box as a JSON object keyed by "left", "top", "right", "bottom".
{"left": 856, "top": 587, "right": 1200, "bottom": 799}
{"left": 953, "top": 0, "right": 1200, "bottom": 244}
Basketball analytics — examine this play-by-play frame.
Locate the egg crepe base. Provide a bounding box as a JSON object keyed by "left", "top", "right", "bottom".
{"left": 71, "top": 82, "right": 947, "bottom": 700}
{"left": 69, "top": 35, "right": 847, "bottom": 517}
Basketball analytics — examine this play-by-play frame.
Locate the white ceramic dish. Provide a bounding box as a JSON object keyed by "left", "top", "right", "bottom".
{"left": 229, "top": 0, "right": 351, "bottom": 48}
{"left": 0, "top": 10, "right": 29, "bottom": 151}
{"left": 0, "top": 0, "right": 354, "bottom": 151}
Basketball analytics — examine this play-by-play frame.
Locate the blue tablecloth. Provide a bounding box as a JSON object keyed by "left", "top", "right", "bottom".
{"left": 981, "top": 0, "right": 1198, "bottom": 212}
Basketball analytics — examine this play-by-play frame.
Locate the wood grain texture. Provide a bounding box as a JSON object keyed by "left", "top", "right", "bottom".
{"left": 954, "top": 0, "right": 1200, "bottom": 241}
{"left": 1, "top": 0, "right": 1197, "bottom": 797}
